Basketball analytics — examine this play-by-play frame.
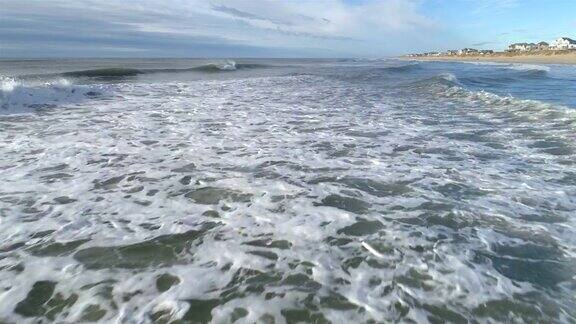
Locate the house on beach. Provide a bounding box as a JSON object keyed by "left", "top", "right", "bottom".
{"left": 508, "top": 43, "right": 537, "bottom": 52}
{"left": 537, "top": 42, "right": 549, "bottom": 50}
{"left": 479, "top": 50, "right": 494, "bottom": 55}
{"left": 458, "top": 48, "right": 478, "bottom": 55}
{"left": 550, "top": 37, "right": 576, "bottom": 50}
{"left": 404, "top": 35, "right": 575, "bottom": 58}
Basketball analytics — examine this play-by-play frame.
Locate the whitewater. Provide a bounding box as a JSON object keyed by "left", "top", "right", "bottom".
{"left": 0, "top": 58, "right": 575, "bottom": 323}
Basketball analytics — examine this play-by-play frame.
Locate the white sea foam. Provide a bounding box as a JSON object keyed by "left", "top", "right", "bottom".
{"left": 507, "top": 63, "right": 551, "bottom": 72}
{"left": 0, "top": 67, "right": 574, "bottom": 323}
{"left": 439, "top": 72, "right": 459, "bottom": 83}
{"left": 442, "top": 81, "right": 576, "bottom": 121}
{"left": 461, "top": 61, "right": 551, "bottom": 72}
{"left": 0, "top": 77, "right": 109, "bottom": 114}
{"left": 460, "top": 61, "right": 529, "bottom": 72}
{"left": 218, "top": 60, "right": 237, "bottom": 71}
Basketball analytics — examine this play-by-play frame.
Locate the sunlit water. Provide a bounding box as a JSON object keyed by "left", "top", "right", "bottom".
{"left": 1, "top": 59, "right": 575, "bottom": 323}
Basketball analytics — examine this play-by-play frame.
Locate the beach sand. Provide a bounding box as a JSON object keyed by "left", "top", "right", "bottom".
{"left": 408, "top": 51, "right": 576, "bottom": 65}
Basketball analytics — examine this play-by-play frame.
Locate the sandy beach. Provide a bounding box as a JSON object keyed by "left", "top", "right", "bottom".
{"left": 408, "top": 51, "right": 576, "bottom": 65}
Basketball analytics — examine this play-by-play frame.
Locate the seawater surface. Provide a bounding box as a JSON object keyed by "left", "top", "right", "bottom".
{"left": 1, "top": 59, "right": 575, "bottom": 323}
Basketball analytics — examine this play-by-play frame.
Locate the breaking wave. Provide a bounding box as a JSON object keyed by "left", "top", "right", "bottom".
{"left": 505, "top": 63, "right": 550, "bottom": 72}
{"left": 0, "top": 77, "right": 108, "bottom": 114}
{"left": 446, "top": 86, "right": 575, "bottom": 117}
{"left": 400, "top": 72, "right": 575, "bottom": 119}
{"left": 461, "top": 71, "right": 549, "bottom": 87}
{"left": 58, "top": 61, "right": 268, "bottom": 78}
{"left": 401, "top": 73, "right": 461, "bottom": 91}
{"left": 462, "top": 61, "right": 551, "bottom": 72}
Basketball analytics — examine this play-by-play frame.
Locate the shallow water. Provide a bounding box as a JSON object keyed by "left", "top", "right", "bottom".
{"left": 1, "top": 59, "right": 575, "bottom": 323}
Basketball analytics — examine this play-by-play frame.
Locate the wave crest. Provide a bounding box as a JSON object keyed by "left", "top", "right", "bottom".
{"left": 402, "top": 73, "right": 461, "bottom": 91}
{"left": 401, "top": 73, "right": 574, "bottom": 120}
{"left": 463, "top": 61, "right": 551, "bottom": 72}
{"left": 57, "top": 60, "right": 269, "bottom": 78}
{"left": 190, "top": 60, "right": 238, "bottom": 72}
{"left": 0, "top": 77, "right": 107, "bottom": 114}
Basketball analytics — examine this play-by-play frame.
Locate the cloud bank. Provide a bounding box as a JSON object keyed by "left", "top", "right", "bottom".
{"left": 0, "top": 0, "right": 447, "bottom": 57}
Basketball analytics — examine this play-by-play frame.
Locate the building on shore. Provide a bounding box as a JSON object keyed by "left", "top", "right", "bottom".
{"left": 458, "top": 48, "right": 478, "bottom": 55}
{"left": 479, "top": 50, "right": 494, "bottom": 55}
{"left": 508, "top": 43, "right": 538, "bottom": 52}
{"left": 405, "top": 36, "right": 575, "bottom": 58}
{"left": 550, "top": 37, "right": 576, "bottom": 50}
{"left": 537, "top": 42, "right": 549, "bottom": 50}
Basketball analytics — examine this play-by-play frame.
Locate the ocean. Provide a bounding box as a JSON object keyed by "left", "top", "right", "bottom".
{"left": 1, "top": 58, "right": 575, "bottom": 323}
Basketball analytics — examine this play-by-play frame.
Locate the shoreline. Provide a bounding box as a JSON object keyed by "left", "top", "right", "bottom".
{"left": 404, "top": 51, "right": 576, "bottom": 65}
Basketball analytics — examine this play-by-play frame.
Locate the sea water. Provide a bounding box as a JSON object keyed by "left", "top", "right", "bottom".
{"left": 0, "top": 58, "right": 575, "bottom": 323}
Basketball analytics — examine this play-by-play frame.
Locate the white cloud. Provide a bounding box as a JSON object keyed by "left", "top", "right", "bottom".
{"left": 0, "top": 0, "right": 443, "bottom": 57}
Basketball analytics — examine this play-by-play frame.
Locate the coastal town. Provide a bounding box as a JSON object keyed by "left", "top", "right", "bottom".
{"left": 406, "top": 37, "right": 576, "bottom": 58}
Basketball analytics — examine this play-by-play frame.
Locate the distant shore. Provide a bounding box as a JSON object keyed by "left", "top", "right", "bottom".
{"left": 404, "top": 51, "right": 576, "bottom": 65}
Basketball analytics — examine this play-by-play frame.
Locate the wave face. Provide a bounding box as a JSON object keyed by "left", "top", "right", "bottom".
{"left": 55, "top": 60, "right": 269, "bottom": 79}
{"left": 0, "top": 59, "right": 575, "bottom": 323}
{"left": 188, "top": 60, "right": 267, "bottom": 72}
{"left": 62, "top": 68, "right": 144, "bottom": 78}
{"left": 380, "top": 62, "right": 422, "bottom": 72}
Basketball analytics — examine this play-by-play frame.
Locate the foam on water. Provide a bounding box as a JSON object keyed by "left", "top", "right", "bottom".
{"left": 0, "top": 60, "right": 575, "bottom": 323}
{"left": 506, "top": 63, "right": 551, "bottom": 72}
{"left": 0, "top": 77, "right": 109, "bottom": 114}
{"left": 459, "top": 60, "right": 551, "bottom": 71}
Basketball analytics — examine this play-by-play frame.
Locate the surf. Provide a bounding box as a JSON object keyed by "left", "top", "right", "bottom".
{"left": 55, "top": 60, "right": 270, "bottom": 79}
{"left": 0, "top": 77, "right": 107, "bottom": 114}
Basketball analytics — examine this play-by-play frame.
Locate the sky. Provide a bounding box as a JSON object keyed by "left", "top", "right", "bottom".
{"left": 1, "top": 0, "right": 575, "bottom": 58}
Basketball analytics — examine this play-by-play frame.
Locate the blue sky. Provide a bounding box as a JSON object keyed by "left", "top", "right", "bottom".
{"left": 421, "top": 0, "right": 576, "bottom": 51}
{"left": 1, "top": 0, "right": 574, "bottom": 58}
